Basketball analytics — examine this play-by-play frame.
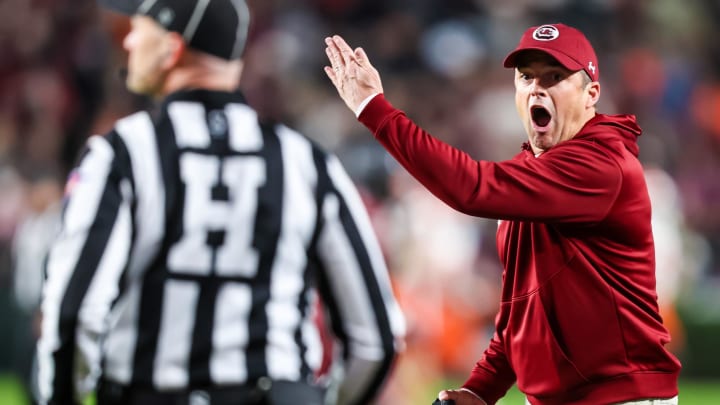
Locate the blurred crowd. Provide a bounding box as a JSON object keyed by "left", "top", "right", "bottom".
{"left": 1, "top": 0, "right": 719, "bottom": 403}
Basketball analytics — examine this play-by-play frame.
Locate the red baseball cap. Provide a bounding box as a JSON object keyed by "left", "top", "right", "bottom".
{"left": 503, "top": 23, "right": 599, "bottom": 82}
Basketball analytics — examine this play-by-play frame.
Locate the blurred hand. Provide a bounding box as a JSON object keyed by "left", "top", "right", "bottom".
{"left": 324, "top": 35, "right": 383, "bottom": 113}
{"left": 439, "top": 389, "right": 488, "bottom": 405}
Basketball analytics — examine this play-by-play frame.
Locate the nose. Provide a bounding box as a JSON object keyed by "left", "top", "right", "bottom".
{"left": 529, "top": 78, "right": 547, "bottom": 96}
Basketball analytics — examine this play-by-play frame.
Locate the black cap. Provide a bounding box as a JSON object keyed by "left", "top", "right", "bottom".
{"left": 100, "top": 0, "right": 250, "bottom": 60}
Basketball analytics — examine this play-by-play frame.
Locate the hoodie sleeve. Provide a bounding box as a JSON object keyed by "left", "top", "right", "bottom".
{"left": 358, "top": 95, "right": 623, "bottom": 224}
{"left": 461, "top": 319, "right": 516, "bottom": 404}
{"left": 312, "top": 152, "right": 405, "bottom": 405}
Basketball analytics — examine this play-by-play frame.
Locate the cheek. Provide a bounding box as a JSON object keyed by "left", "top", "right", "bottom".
{"left": 563, "top": 94, "right": 585, "bottom": 119}
{"left": 515, "top": 94, "right": 527, "bottom": 120}
{"left": 131, "top": 38, "right": 161, "bottom": 70}
{"left": 556, "top": 86, "right": 584, "bottom": 112}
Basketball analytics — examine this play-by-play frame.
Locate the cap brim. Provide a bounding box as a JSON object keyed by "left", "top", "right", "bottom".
{"left": 98, "top": 0, "right": 142, "bottom": 15}
{"left": 503, "top": 47, "right": 584, "bottom": 72}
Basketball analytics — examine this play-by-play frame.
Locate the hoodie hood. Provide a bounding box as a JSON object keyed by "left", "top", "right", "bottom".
{"left": 576, "top": 113, "right": 643, "bottom": 157}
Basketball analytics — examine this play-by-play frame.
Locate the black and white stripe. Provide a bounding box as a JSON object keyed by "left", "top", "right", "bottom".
{"left": 37, "top": 89, "right": 404, "bottom": 404}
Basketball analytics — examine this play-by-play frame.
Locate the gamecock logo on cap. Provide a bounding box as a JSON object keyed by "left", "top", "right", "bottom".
{"left": 532, "top": 25, "right": 559, "bottom": 41}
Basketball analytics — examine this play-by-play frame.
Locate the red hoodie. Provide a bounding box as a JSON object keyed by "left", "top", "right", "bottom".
{"left": 358, "top": 95, "right": 681, "bottom": 404}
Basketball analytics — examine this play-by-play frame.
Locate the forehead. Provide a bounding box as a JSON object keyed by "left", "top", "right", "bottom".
{"left": 514, "top": 50, "right": 563, "bottom": 69}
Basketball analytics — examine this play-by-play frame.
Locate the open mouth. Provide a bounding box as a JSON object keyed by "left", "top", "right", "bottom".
{"left": 531, "top": 106, "right": 552, "bottom": 128}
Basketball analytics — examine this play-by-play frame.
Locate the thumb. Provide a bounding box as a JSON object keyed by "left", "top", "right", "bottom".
{"left": 354, "top": 47, "right": 368, "bottom": 64}
{"left": 438, "top": 390, "right": 455, "bottom": 400}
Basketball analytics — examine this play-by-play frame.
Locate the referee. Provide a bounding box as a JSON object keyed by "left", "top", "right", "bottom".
{"left": 36, "top": 1, "right": 405, "bottom": 404}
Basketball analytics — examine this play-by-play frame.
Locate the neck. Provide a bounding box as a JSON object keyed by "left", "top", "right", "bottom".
{"left": 576, "top": 109, "right": 597, "bottom": 133}
{"left": 566, "top": 108, "right": 598, "bottom": 139}
{"left": 161, "top": 53, "right": 243, "bottom": 97}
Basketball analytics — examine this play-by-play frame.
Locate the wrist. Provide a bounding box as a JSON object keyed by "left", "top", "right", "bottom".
{"left": 354, "top": 93, "right": 380, "bottom": 117}
{"left": 459, "top": 388, "right": 488, "bottom": 404}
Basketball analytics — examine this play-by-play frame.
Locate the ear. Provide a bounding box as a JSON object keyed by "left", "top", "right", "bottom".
{"left": 161, "top": 31, "right": 186, "bottom": 70}
{"left": 586, "top": 81, "right": 601, "bottom": 108}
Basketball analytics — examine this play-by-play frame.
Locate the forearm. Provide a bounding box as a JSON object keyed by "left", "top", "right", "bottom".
{"left": 317, "top": 154, "right": 405, "bottom": 404}
{"left": 358, "top": 95, "right": 622, "bottom": 222}
{"left": 460, "top": 334, "right": 516, "bottom": 405}
{"left": 37, "top": 299, "right": 81, "bottom": 405}
{"left": 336, "top": 353, "right": 396, "bottom": 405}
{"left": 358, "top": 94, "right": 482, "bottom": 212}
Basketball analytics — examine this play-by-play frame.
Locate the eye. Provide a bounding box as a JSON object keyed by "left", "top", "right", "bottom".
{"left": 550, "top": 72, "right": 565, "bottom": 82}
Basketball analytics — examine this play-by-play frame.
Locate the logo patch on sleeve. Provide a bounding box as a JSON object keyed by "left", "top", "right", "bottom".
{"left": 64, "top": 170, "right": 81, "bottom": 198}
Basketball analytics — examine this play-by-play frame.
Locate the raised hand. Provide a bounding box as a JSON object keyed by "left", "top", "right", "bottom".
{"left": 324, "top": 35, "right": 383, "bottom": 113}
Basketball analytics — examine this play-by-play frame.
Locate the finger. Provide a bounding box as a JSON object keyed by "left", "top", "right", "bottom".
{"left": 324, "top": 45, "right": 337, "bottom": 69}
{"left": 325, "top": 45, "right": 344, "bottom": 80}
{"left": 354, "top": 47, "right": 369, "bottom": 64}
{"left": 332, "top": 35, "right": 357, "bottom": 67}
{"left": 345, "top": 60, "right": 358, "bottom": 78}
{"left": 332, "top": 35, "right": 354, "bottom": 54}
{"left": 325, "top": 37, "right": 344, "bottom": 72}
{"left": 323, "top": 65, "right": 334, "bottom": 80}
{"left": 323, "top": 66, "right": 338, "bottom": 86}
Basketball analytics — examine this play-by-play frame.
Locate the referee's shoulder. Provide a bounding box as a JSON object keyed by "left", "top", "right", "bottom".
{"left": 77, "top": 110, "right": 155, "bottom": 171}
{"left": 103, "top": 110, "right": 157, "bottom": 146}
{"left": 90, "top": 110, "right": 154, "bottom": 142}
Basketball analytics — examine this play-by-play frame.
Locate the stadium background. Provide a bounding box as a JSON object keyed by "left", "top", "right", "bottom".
{"left": 0, "top": 0, "right": 718, "bottom": 403}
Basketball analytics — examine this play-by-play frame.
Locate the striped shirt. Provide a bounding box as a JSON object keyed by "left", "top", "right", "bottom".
{"left": 37, "top": 89, "right": 405, "bottom": 405}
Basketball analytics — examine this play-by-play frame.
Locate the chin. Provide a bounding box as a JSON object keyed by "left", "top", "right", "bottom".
{"left": 125, "top": 78, "right": 140, "bottom": 92}
{"left": 532, "top": 135, "right": 556, "bottom": 152}
{"left": 126, "top": 80, "right": 151, "bottom": 96}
